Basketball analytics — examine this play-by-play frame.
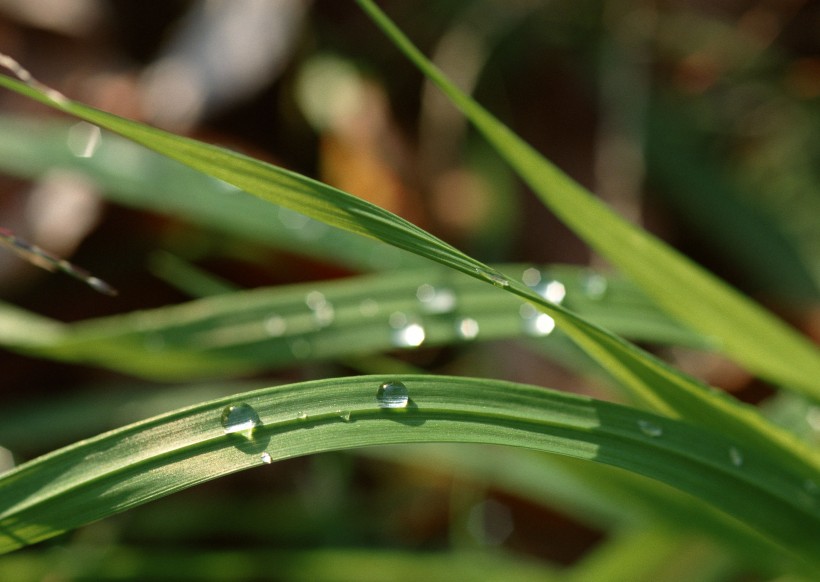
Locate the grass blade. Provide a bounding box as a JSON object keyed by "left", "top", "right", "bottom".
{"left": 353, "top": 0, "right": 820, "bottom": 400}
{"left": 0, "top": 375, "right": 817, "bottom": 571}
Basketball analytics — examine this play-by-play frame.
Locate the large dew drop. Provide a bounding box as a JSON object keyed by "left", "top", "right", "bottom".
{"left": 377, "top": 381, "right": 410, "bottom": 409}
{"left": 221, "top": 403, "right": 262, "bottom": 437}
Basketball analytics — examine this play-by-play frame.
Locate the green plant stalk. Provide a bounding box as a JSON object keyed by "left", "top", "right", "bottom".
{"left": 353, "top": 0, "right": 820, "bottom": 401}
{"left": 0, "top": 376, "right": 816, "bottom": 571}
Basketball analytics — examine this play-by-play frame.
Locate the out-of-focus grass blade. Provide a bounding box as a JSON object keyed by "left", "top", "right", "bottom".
{"left": 0, "top": 115, "right": 424, "bottom": 272}
{"left": 0, "top": 66, "right": 817, "bottom": 507}
{"left": 353, "top": 0, "right": 820, "bottom": 401}
{"left": 0, "top": 547, "right": 558, "bottom": 582}
{"left": 0, "top": 265, "right": 707, "bottom": 380}
{"left": 0, "top": 375, "right": 817, "bottom": 571}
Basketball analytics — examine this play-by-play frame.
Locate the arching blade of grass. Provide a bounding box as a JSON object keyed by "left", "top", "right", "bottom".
{"left": 353, "top": 0, "right": 820, "bottom": 401}
{"left": 0, "top": 115, "right": 424, "bottom": 272}
{"left": 0, "top": 265, "right": 703, "bottom": 380}
{"left": 0, "top": 375, "right": 817, "bottom": 572}
{"left": 0, "top": 69, "right": 818, "bottom": 489}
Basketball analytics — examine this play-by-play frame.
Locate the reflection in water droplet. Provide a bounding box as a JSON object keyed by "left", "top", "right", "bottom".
{"left": 417, "top": 284, "right": 457, "bottom": 313}
{"left": 390, "top": 312, "right": 426, "bottom": 347}
{"left": 67, "top": 121, "right": 102, "bottom": 158}
{"left": 537, "top": 280, "right": 566, "bottom": 304}
{"left": 637, "top": 419, "right": 663, "bottom": 437}
{"left": 475, "top": 267, "right": 509, "bottom": 288}
{"left": 520, "top": 304, "right": 555, "bottom": 337}
{"left": 377, "top": 381, "right": 409, "bottom": 409}
{"left": 260, "top": 452, "right": 273, "bottom": 464}
{"left": 221, "top": 403, "right": 262, "bottom": 437}
{"left": 456, "top": 317, "right": 480, "bottom": 340}
{"left": 582, "top": 272, "right": 608, "bottom": 300}
{"left": 729, "top": 446, "right": 744, "bottom": 467}
{"left": 265, "top": 315, "right": 287, "bottom": 337}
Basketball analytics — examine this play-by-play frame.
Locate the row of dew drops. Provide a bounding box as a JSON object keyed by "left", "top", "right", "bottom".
{"left": 219, "top": 382, "right": 819, "bottom": 510}
{"left": 251, "top": 267, "right": 610, "bottom": 360}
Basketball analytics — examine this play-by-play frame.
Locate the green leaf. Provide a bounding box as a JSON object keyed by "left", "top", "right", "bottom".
{"left": 0, "top": 375, "right": 817, "bottom": 572}
{"left": 0, "top": 265, "right": 703, "bottom": 380}
{"left": 353, "top": 0, "right": 820, "bottom": 401}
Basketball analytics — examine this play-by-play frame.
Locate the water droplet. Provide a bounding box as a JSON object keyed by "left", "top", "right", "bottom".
{"left": 265, "top": 315, "right": 287, "bottom": 337}
{"left": 67, "top": 121, "right": 102, "bottom": 158}
{"left": 289, "top": 338, "right": 312, "bottom": 359}
{"left": 260, "top": 452, "right": 272, "bottom": 464}
{"left": 520, "top": 304, "right": 555, "bottom": 337}
{"left": 377, "top": 381, "right": 409, "bottom": 409}
{"left": 305, "top": 291, "right": 334, "bottom": 327}
{"left": 296, "top": 411, "right": 308, "bottom": 421}
{"left": 338, "top": 410, "right": 352, "bottom": 422}
{"left": 522, "top": 267, "right": 541, "bottom": 287}
{"left": 359, "top": 298, "right": 380, "bottom": 317}
{"left": 729, "top": 446, "right": 744, "bottom": 467}
{"left": 456, "top": 317, "right": 480, "bottom": 340}
{"left": 637, "top": 419, "right": 663, "bottom": 437}
{"left": 582, "top": 272, "right": 608, "bottom": 300}
{"left": 475, "top": 267, "right": 509, "bottom": 288}
{"left": 417, "top": 284, "right": 457, "bottom": 313}
{"left": 536, "top": 280, "right": 566, "bottom": 304}
{"left": 221, "top": 403, "right": 262, "bottom": 437}
{"left": 390, "top": 312, "right": 426, "bottom": 347}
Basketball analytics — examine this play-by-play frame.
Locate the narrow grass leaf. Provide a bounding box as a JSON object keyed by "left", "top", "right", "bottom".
{"left": 353, "top": 0, "right": 820, "bottom": 401}
{"left": 0, "top": 375, "right": 817, "bottom": 572}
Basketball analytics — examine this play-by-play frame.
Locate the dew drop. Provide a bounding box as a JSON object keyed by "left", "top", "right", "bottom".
{"left": 67, "top": 121, "right": 102, "bottom": 158}
{"left": 338, "top": 410, "right": 352, "bottom": 422}
{"left": 260, "top": 452, "right": 272, "bottom": 464}
{"left": 729, "top": 446, "right": 744, "bottom": 467}
{"left": 417, "top": 284, "right": 457, "bottom": 313}
{"left": 475, "top": 267, "right": 509, "bottom": 288}
{"left": 221, "top": 403, "right": 262, "bottom": 437}
{"left": 522, "top": 267, "right": 541, "bottom": 287}
{"left": 264, "top": 315, "right": 287, "bottom": 337}
{"left": 390, "top": 312, "right": 426, "bottom": 347}
{"left": 305, "top": 291, "right": 334, "bottom": 328}
{"left": 520, "top": 304, "right": 556, "bottom": 337}
{"left": 582, "top": 272, "right": 608, "bottom": 300}
{"left": 296, "top": 411, "right": 308, "bottom": 421}
{"left": 537, "top": 280, "right": 566, "bottom": 304}
{"left": 377, "top": 381, "right": 410, "bottom": 409}
{"left": 637, "top": 419, "right": 663, "bottom": 437}
{"left": 456, "top": 317, "right": 480, "bottom": 340}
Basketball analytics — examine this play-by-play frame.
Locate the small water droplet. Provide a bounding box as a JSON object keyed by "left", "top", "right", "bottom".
{"left": 265, "top": 315, "right": 287, "bottom": 337}
{"left": 67, "top": 121, "right": 102, "bottom": 158}
{"left": 729, "top": 446, "right": 744, "bottom": 467}
{"left": 359, "top": 298, "right": 380, "bottom": 317}
{"left": 296, "top": 411, "right": 308, "bottom": 421}
{"left": 520, "top": 304, "right": 555, "bottom": 337}
{"left": 475, "top": 267, "right": 509, "bottom": 288}
{"left": 221, "top": 403, "right": 262, "bottom": 437}
{"left": 390, "top": 312, "right": 426, "bottom": 347}
{"left": 338, "top": 410, "right": 352, "bottom": 422}
{"left": 289, "top": 338, "right": 312, "bottom": 359}
{"left": 456, "top": 317, "right": 480, "bottom": 340}
{"left": 377, "top": 381, "right": 409, "bottom": 409}
{"left": 637, "top": 419, "right": 663, "bottom": 437}
{"left": 305, "top": 291, "right": 334, "bottom": 327}
{"left": 582, "top": 272, "right": 608, "bottom": 300}
{"left": 260, "top": 452, "right": 272, "bottom": 464}
{"left": 522, "top": 267, "right": 541, "bottom": 287}
{"left": 537, "top": 280, "right": 566, "bottom": 304}
{"left": 417, "top": 284, "right": 457, "bottom": 313}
